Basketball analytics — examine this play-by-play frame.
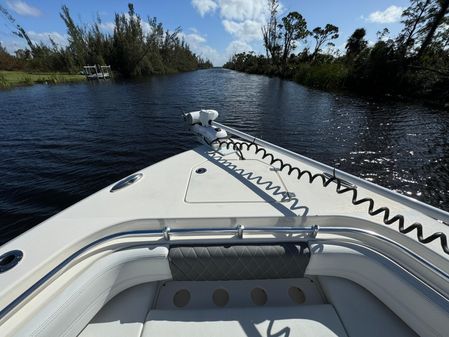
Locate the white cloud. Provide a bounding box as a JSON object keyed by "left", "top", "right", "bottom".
{"left": 141, "top": 21, "right": 152, "bottom": 35}
{"left": 225, "top": 39, "right": 253, "bottom": 56}
{"left": 180, "top": 31, "right": 224, "bottom": 66}
{"left": 27, "top": 31, "right": 68, "bottom": 47}
{"left": 219, "top": 0, "right": 267, "bottom": 21}
{"left": 193, "top": 0, "right": 272, "bottom": 21}
{"left": 192, "top": 0, "right": 275, "bottom": 43}
{"left": 99, "top": 22, "right": 115, "bottom": 33}
{"left": 0, "top": 32, "right": 66, "bottom": 53}
{"left": 192, "top": 0, "right": 218, "bottom": 16}
{"left": 220, "top": 0, "right": 272, "bottom": 42}
{"left": 183, "top": 32, "right": 206, "bottom": 44}
{"left": 6, "top": 0, "right": 41, "bottom": 17}
{"left": 0, "top": 40, "right": 23, "bottom": 54}
{"left": 365, "top": 5, "right": 403, "bottom": 24}
{"left": 191, "top": 1, "right": 269, "bottom": 60}
{"left": 222, "top": 19, "right": 261, "bottom": 42}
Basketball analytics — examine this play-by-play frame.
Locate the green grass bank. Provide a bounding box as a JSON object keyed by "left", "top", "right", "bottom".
{"left": 0, "top": 71, "right": 85, "bottom": 89}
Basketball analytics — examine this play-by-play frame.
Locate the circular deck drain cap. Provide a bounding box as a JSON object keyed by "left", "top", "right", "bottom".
{"left": 0, "top": 250, "right": 23, "bottom": 273}
{"left": 195, "top": 168, "right": 207, "bottom": 174}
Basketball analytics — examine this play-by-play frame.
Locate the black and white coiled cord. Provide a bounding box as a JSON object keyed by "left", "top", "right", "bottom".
{"left": 211, "top": 138, "right": 449, "bottom": 255}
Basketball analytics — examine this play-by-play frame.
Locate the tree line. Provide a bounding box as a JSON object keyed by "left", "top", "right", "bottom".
{"left": 224, "top": 0, "right": 449, "bottom": 106}
{"left": 0, "top": 3, "right": 212, "bottom": 77}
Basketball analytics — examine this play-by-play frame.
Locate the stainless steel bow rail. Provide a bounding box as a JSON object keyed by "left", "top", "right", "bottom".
{"left": 1, "top": 225, "right": 449, "bottom": 322}
{"left": 211, "top": 122, "right": 449, "bottom": 256}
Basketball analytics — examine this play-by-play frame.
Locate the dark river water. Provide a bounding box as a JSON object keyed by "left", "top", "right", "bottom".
{"left": 1, "top": 68, "right": 448, "bottom": 244}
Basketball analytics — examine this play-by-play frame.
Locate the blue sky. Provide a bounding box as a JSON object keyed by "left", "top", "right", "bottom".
{"left": 0, "top": 0, "right": 410, "bottom": 65}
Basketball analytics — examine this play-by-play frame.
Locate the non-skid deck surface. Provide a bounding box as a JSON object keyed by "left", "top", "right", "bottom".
{"left": 79, "top": 281, "right": 346, "bottom": 337}
{"left": 141, "top": 306, "right": 347, "bottom": 337}
{"left": 79, "top": 279, "right": 418, "bottom": 337}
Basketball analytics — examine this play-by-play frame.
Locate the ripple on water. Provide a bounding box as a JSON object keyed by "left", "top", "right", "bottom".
{"left": 1, "top": 68, "right": 449, "bottom": 244}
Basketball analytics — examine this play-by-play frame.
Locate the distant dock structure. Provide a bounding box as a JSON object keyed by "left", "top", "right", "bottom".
{"left": 83, "top": 65, "right": 112, "bottom": 80}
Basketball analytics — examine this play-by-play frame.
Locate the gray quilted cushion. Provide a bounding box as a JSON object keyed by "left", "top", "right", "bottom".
{"left": 168, "top": 243, "right": 310, "bottom": 281}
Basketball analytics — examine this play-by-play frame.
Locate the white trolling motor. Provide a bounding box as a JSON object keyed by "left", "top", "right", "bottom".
{"left": 184, "top": 109, "right": 228, "bottom": 149}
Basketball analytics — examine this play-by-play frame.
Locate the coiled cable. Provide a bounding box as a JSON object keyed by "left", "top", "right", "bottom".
{"left": 212, "top": 138, "right": 449, "bottom": 255}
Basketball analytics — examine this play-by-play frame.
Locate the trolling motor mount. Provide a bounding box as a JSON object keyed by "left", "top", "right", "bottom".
{"left": 184, "top": 109, "right": 228, "bottom": 148}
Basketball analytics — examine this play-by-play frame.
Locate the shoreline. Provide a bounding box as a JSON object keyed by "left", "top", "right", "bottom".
{"left": 224, "top": 68, "right": 449, "bottom": 111}
{"left": 0, "top": 71, "right": 85, "bottom": 89}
